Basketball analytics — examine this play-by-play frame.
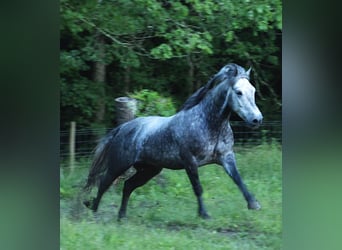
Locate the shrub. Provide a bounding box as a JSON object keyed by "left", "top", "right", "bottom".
{"left": 128, "top": 89, "right": 176, "bottom": 117}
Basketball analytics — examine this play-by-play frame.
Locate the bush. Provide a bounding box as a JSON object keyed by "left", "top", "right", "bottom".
{"left": 128, "top": 89, "right": 176, "bottom": 117}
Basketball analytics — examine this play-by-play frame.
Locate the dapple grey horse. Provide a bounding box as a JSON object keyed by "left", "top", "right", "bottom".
{"left": 83, "top": 63, "right": 263, "bottom": 220}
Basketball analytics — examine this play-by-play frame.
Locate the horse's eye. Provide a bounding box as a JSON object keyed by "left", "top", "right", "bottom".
{"left": 236, "top": 91, "right": 242, "bottom": 96}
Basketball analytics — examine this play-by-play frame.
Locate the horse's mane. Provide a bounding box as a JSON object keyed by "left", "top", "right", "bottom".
{"left": 179, "top": 63, "right": 247, "bottom": 111}
{"left": 179, "top": 75, "right": 218, "bottom": 111}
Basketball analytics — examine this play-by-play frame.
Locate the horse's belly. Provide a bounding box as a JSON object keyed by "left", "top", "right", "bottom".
{"left": 137, "top": 144, "right": 183, "bottom": 169}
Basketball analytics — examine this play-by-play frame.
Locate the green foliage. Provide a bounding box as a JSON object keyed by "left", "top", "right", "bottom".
{"left": 128, "top": 89, "right": 176, "bottom": 117}
{"left": 60, "top": 142, "right": 282, "bottom": 249}
{"left": 60, "top": 0, "right": 282, "bottom": 129}
{"left": 150, "top": 44, "right": 173, "bottom": 59}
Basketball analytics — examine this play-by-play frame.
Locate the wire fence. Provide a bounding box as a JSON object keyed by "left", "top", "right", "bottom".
{"left": 60, "top": 121, "right": 281, "bottom": 163}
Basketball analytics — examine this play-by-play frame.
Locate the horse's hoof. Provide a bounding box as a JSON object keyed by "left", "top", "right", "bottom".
{"left": 202, "top": 214, "right": 211, "bottom": 219}
{"left": 248, "top": 200, "right": 261, "bottom": 210}
{"left": 118, "top": 210, "right": 127, "bottom": 221}
{"left": 83, "top": 200, "right": 91, "bottom": 208}
{"left": 118, "top": 216, "right": 127, "bottom": 222}
{"left": 117, "top": 215, "right": 128, "bottom": 222}
{"left": 199, "top": 212, "right": 211, "bottom": 219}
{"left": 84, "top": 200, "right": 97, "bottom": 212}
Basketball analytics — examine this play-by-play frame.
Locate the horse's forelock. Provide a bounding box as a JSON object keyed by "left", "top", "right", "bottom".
{"left": 222, "top": 64, "right": 250, "bottom": 84}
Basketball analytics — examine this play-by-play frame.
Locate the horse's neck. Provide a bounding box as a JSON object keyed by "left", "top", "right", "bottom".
{"left": 201, "top": 85, "right": 232, "bottom": 122}
{"left": 185, "top": 95, "right": 229, "bottom": 137}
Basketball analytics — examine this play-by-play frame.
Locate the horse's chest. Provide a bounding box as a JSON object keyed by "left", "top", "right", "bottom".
{"left": 215, "top": 132, "right": 234, "bottom": 155}
{"left": 196, "top": 131, "right": 233, "bottom": 164}
{"left": 195, "top": 143, "right": 216, "bottom": 165}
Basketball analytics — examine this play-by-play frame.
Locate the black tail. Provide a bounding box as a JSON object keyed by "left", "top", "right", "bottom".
{"left": 83, "top": 128, "right": 119, "bottom": 191}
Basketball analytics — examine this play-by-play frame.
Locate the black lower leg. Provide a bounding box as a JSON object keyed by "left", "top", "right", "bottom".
{"left": 229, "top": 166, "right": 254, "bottom": 201}
{"left": 185, "top": 168, "right": 210, "bottom": 219}
{"left": 84, "top": 172, "right": 115, "bottom": 212}
{"left": 222, "top": 154, "right": 260, "bottom": 210}
{"left": 118, "top": 166, "right": 161, "bottom": 220}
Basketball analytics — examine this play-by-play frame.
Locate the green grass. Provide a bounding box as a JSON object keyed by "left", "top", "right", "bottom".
{"left": 60, "top": 142, "right": 282, "bottom": 249}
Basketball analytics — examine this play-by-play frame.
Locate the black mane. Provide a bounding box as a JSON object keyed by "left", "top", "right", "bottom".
{"left": 179, "top": 75, "right": 218, "bottom": 111}
{"left": 179, "top": 63, "right": 247, "bottom": 111}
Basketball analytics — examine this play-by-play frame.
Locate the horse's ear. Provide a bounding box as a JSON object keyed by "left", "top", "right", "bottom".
{"left": 246, "top": 67, "right": 252, "bottom": 76}
{"left": 223, "top": 64, "right": 237, "bottom": 77}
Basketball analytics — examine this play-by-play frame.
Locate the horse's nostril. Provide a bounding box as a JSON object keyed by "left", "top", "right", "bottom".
{"left": 252, "top": 119, "right": 259, "bottom": 124}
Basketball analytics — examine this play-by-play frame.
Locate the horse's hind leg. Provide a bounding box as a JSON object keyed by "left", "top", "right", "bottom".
{"left": 84, "top": 171, "right": 119, "bottom": 212}
{"left": 118, "top": 164, "right": 161, "bottom": 220}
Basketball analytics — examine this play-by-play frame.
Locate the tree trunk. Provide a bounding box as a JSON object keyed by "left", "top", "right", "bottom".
{"left": 187, "top": 54, "right": 195, "bottom": 94}
{"left": 93, "top": 35, "right": 106, "bottom": 125}
{"left": 123, "top": 66, "right": 131, "bottom": 93}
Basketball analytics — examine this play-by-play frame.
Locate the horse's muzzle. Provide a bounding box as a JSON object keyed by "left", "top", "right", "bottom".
{"left": 247, "top": 115, "right": 263, "bottom": 129}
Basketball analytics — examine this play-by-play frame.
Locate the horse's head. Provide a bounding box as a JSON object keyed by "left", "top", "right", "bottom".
{"left": 218, "top": 63, "right": 263, "bottom": 129}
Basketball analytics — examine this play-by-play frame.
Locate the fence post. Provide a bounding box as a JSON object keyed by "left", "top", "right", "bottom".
{"left": 114, "top": 97, "right": 137, "bottom": 184}
{"left": 115, "top": 97, "right": 137, "bottom": 125}
{"left": 69, "top": 121, "right": 76, "bottom": 173}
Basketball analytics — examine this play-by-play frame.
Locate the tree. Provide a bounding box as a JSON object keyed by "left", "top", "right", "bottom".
{"left": 60, "top": 0, "right": 282, "bottom": 129}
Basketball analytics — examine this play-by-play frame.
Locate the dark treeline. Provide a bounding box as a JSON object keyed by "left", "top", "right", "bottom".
{"left": 60, "top": 0, "right": 282, "bottom": 130}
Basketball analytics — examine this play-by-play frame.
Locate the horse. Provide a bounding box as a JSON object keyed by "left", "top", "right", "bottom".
{"left": 83, "top": 63, "right": 263, "bottom": 220}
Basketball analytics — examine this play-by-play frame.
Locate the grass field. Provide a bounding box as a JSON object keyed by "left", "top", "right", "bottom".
{"left": 60, "top": 142, "right": 282, "bottom": 249}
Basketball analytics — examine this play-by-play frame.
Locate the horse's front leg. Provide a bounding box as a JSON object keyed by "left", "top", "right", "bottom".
{"left": 220, "top": 153, "right": 261, "bottom": 210}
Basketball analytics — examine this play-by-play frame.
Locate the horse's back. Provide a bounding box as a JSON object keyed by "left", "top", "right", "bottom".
{"left": 120, "top": 115, "right": 187, "bottom": 168}
{"left": 109, "top": 116, "right": 174, "bottom": 165}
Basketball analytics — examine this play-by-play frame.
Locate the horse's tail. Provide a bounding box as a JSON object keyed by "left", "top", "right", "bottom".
{"left": 83, "top": 128, "right": 120, "bottom": 191}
